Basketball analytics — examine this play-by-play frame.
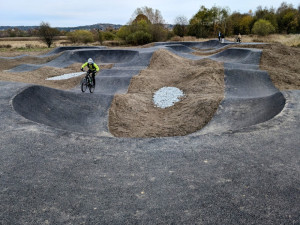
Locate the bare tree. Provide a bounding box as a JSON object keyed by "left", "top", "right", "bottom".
{"left": 38, "top": 22, "right": 59, "bottom": 48}
{"left": 173, "top": 16, "right": 188, "bottom": 37}
{"left": 130, "top": 6, "right": 165, "bottom": 24}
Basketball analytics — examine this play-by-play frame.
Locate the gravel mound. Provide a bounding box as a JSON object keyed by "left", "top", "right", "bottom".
{"left": 46, "top": 72, "right": 85, "bottom": 80}
{"left": 153, "top": 87, "right": 184, "bottom": 108}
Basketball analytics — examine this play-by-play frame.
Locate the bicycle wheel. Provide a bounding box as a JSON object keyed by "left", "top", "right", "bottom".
{"left": 89, "top": 83, "right": 95, "bottom": 93}
{"left": 81, "top": 78, "right": 87, "bottom": 92}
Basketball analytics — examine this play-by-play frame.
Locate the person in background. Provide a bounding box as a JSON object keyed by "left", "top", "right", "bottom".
{"left": 221, "top": 33, "right": 225, "bottom": 43}
{"left": 237, "top": 33, "right": 242, "bottom": 43}
{"left": 218, "top": 31, "right": 221, "bottom": 42}
{"left": 81, "top": 58, "right": 99, "bottom": 87}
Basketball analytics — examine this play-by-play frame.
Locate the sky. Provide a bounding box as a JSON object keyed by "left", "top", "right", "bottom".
{"left": 0, "top": 0, "right": 299, "bottom": 27}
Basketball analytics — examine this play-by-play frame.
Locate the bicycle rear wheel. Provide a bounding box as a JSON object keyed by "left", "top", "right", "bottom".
{"left": 81, "top": 78, "right": 87, "bottom": 92}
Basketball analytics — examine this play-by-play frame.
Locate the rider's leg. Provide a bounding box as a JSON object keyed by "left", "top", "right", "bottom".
{"left": 86, "top": 70, "right": 91, "bottom": 79}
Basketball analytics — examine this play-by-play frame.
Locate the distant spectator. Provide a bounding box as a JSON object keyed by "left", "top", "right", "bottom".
{"left": 221, "top": 33, "right": 225, "bottom": 43}
{"left": 218, "top": 31, "right": 221, "bottom": 42}
{"left": 236, "top": 33, "right": 242, "bottom": 43}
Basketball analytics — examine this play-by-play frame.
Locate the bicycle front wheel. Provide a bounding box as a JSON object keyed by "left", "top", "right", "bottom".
{"left": 81, "top": 78, "right": 87, "bottom": 92}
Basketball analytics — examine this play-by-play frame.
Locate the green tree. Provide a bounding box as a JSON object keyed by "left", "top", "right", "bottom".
{"left": 38, "top": 22, "right": 60, "bottom": 48}
{"left": 117, "top": 7, "right": 168, "bottom": 45}
{"left": 252, "top": 19, "right": 275, "bottom": 35}
{"left": 276, "top": 2, "right": 299, "bottom": 33}
{"left": 227, "top": 12, "right": 243, "bottom": 35}
{"left": 188, "top": 6, "right": 230, "bottom": 38}
{"left": 188, "top": 6, "right": 212, "bottom": 38}
{"left": 239, "top": 15, "right": 254, "bottom": 34}
{"left": 254, "top": 6, "right": 278, "bottom": 31}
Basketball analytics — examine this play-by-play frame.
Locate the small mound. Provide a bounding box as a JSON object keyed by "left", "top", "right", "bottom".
{"left": 109, "top": 49, "right": 224, "bottom": 137}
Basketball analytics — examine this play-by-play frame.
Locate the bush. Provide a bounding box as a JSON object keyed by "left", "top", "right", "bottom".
{"left": 151, "top": 24, "right": 168, "bottom": 42}
{"left": 252, "top": 19, "right": 275, "bottom": 36}
{"left": 126, "top": 31, "right": 152, "bottom": 45}
{"left": 0, "top": 44, "right": 12, "bottom": 48}
{"left": 103, "top": 31, "right": 116, "bottom": 41}
{"left": 116, "top": 26, "right": 131, "bottom": 40}
{"left": 67, "top": 30, "right": 94, "bottom": 44}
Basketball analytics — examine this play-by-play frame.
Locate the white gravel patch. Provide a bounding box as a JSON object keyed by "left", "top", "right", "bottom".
{"left": 153, "top": 87, "right": 184, "bottom": 108}
{"left": 46, "top": 72, "right": 85, "bottom": 80}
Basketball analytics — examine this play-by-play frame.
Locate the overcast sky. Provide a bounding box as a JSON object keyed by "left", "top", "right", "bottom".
{"left": 0, "top": 0, "right": 299, "bottom": 27}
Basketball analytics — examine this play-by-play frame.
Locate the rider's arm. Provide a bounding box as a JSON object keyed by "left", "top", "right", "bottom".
{"left": 94, "top": 63, "right": 100, "bottom": 72}
{"left": 81, "top": 62, "right": 88, "bottom": 69}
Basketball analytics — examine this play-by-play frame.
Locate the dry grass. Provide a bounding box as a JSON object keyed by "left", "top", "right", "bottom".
{"left": 170, "top": 36, "right": 211, "bottom": 42}
{"left": 227, "top": 34, "right": 300, "bottom": 47}
{"left": 0, "top": 39, "right": 68, "bottom": 48}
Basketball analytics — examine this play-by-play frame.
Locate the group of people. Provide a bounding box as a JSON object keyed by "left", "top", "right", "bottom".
{"left": 218, "top": 31, "right": 225, "bottom": 43}
{"left": 218, "top": 31, "right": 242, "bottom": 43}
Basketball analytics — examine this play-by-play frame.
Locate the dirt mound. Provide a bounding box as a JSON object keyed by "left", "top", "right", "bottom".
{"left": 230, "top": 43, "right": 300, "bottom": 90}
{"left": 193, "top": 42, "right": 300, "bottom": 90}
{"left": 259, "top": 43, "right": 300, "bottom": 90}
{"left": 109, "top": 49, "right": 224, "bottom": 137}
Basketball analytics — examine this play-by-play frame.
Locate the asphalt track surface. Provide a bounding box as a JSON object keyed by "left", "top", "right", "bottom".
{"left": 0, "top": 40, "right": 299, "bottom": 224}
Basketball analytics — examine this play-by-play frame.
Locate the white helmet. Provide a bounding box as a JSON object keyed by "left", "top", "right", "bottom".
{"left": 88, "top": 58, "right": 93, "bottom": 64}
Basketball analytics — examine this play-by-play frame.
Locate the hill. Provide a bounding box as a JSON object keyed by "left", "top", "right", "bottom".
{"left": 0, "top": 23, "right": 122, "bottom": 31}
{"left": 0, "top": 23, "right": 174, "bottom": 32}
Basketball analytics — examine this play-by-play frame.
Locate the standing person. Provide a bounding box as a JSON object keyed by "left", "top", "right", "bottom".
{"left": 81, "top": 58, "right": 99, "bottom": 87}
{"left": 221, "top": 33, "right": 225, "bottom": 43}
{"left": 237, "top": 33, "right": 242, "bottom": 43}
{"left": 218, "top": 31, "right": 221, "bottom": 42}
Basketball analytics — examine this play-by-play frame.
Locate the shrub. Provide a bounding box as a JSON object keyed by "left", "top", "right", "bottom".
{"left": 67, "top": 30, "right": 94, "bottom": 44}
{"left": 0, "top": 44, "right": 12, "bottom": 48}
{"left": 103, "top": 31, "right": 116, "bottom": 41}
{"left": 25, "top": 44, "right": 33, "bottom": 49}
{"left": 126, "top": 31, "right": 152, "bottom": 45}
{"left": 116, "top": 26, "right": 131, "bottom": 40}
{"left": 252, "top": 19, "right": 275, "bottom": 36}
{"left": 151, "top": 24, "right": 168, "bottom": 42}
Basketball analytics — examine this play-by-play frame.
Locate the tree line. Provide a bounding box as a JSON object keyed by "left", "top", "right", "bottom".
{"left": 175, "top": 2, "right": 300, "bottom": 37}
{"left": 1, "top": 2, "right": 299, "bottom": 47}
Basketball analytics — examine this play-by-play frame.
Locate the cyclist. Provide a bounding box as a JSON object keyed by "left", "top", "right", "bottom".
{"left": 81, "top": 58, "right": 99, "bottom": 87}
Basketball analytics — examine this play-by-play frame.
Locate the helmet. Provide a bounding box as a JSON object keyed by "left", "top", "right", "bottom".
{"left": 88, "top": 58, "right": 93, "bottom": 64}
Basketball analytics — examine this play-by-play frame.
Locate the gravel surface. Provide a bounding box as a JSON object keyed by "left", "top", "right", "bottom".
{"left": 153, "top": 87, "right": 184, "bottom": 108}
{"left": 46, "top": 72, "right": 85, "bottom": 80}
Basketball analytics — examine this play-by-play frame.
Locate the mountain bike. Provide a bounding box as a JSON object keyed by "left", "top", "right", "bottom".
{"left": 81, "top": 70, "right": 95, "bottom": 93}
